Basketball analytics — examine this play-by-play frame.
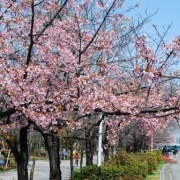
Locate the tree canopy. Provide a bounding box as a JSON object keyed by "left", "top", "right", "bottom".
{"left": 0, "top": 0, "right": 180, "bottom": 144}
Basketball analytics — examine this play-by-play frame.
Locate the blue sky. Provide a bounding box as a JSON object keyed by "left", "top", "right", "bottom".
{"left": 123, "top": 0, "right": 180, "bottom": 42}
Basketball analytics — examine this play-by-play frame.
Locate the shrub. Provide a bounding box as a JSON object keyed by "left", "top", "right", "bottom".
{"left": 74, "top": 150, "right": 160, "bottom": 180}
{"left": 147, "top": 156, "right": 157, "bottom": 173}
{"left": 147, "top": 152, "right": 161, "bottom": 163}
{"left": 74, "top": 170, "right": 81, "bottom": 180}
{"left": 123, "top": 160, "right": 148, "bottom": 179}
{"left": 107, "top": 150, "right": 133, "bottom": 165}
{"left": 101, "top": 164, "right": 125, "bottom": 180}
{"left": 121, "top": 172, "right": 144, "bottom": 180}
{"left": 134, "top": 153, "right": 158, "bottom": 174}
{"left": 80, "top": 165, "right": 100, "bottom": 180}
{"left": 108, "top": 150, "right": 148, "bottom": 178}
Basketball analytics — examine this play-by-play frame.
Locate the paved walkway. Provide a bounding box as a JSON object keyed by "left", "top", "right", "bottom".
{"left": 0, "top": 155, "right": 103, "bottom": 180}
{"left": 160, "top": 152, "right": 180, "bottom": 180}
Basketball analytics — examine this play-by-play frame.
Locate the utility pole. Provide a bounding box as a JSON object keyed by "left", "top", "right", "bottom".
{"left": 97, "top": 113, "right": 103, "bottom": 167}
{"left": 151, "top": 132, "right": 153, "bottom": 152}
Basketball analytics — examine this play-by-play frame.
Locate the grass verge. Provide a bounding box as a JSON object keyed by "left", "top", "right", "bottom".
{"left": 29, "top": 156, "right": 47, "bottom": 160}
{"left": 0, "top": 166, "right": 16, "bottom": 173}
{"left": 146, "top": 161, "right": 164, "bottom": 180}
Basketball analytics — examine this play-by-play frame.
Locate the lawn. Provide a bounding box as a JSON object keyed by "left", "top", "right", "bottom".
{"left": 0, "top": 166, "right": 16, "bottom": 173}
{"left": 29, "top": 155, "right": 48, "bottom": 161}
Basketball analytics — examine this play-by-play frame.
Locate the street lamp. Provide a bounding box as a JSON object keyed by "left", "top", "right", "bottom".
{"left": 97, "top": 113, "right": 103, "bottom": 167}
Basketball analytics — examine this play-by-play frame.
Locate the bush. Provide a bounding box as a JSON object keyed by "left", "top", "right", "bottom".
{"left": 107, "top": 150, "right": 133, "bottom": 165}
{"left": 108, "top": 150, "right": 148, "bottom": 178}
{"left": 134, "top": 153, "right": 158, "bottom": 174}
{"left": 134, "top": 153, "right": 161, "bottom": 174}
{"left": 101, "top": 164, "right": 125, "bottom": 180}
{"left": 74, "top": 150, "right": 160, "bottom": 180}
{"left": 147, "top": 152, "right": 161, "bottom": 163}
{"left": 121, "top": 172, "right": 144, "bottom": 180}
{"left": 123, "top": 161, "right": 148, "bottom": 179}
{"left": 146, "top": 156, "right": 158, "bottom": 173}
{"left": 80, "top": 165, "right": 101, "bottom": 180}
{"left": 74, "top": 163, "right": 147, "bottom": 180}
{"left": 74, "top": 170, "right": 81, "bottom": 180}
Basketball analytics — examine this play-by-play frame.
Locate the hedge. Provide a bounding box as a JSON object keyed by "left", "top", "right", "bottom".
{"left": 74, "top": 150, "right": 161, "bottom": 180}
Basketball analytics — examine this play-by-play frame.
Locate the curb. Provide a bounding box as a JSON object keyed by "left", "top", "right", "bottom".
{"left": 160, "top": 164, "right": 166, "bottom": 180}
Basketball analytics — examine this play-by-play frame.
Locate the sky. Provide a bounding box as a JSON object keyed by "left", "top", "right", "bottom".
{"left": 123, "top": 0, "right": 180, "bottom": 42}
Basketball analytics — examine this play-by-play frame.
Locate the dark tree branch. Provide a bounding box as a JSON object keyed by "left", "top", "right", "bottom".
{"left": 80, "top": 0, "right": 117, "bottom": 55}
{"left": 35, "top": 0, "right": 69, "bottom": 41}
{"left": 26, "top": 1, "right": 35, "bottom": 67}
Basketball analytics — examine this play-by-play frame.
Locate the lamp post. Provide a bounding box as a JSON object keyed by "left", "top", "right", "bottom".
{"left": 97, "top": 113, "right": 103, "bottom": 167}
{"left": 149, "top": 132, "right": 153, "bottom": 152}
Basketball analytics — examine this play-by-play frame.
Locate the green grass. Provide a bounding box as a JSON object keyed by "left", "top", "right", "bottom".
{"left": 29, "top": 155, "right": 48, "bottom": 160}
{"left": 0, "top": 166, "right": 16, "bottom": 173}
{"left": 146, "top": 161, "right": 164, "bottom": 180}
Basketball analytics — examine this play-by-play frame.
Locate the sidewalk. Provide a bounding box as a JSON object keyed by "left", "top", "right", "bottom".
{"left": 0, "top": 155, "right": 102, "bottom": 180}
{"left": 160, "top": 152, "right": 180, "bottom": 180}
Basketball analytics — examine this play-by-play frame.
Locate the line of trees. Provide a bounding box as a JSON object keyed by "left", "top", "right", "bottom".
{"left": 1, "top": 0, "right": 180, "bottom": 180}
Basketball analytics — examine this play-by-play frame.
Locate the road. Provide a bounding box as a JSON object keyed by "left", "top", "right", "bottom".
{"left": 161, "top": 152, "right": 180, "bottom": 180}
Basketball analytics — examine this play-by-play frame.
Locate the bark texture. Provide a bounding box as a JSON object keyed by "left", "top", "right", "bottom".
{"left": 43, "top": 134, "right": 61, "bottom": 180}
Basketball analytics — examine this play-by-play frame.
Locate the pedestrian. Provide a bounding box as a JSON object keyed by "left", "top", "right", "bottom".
{"left": 74, "top": 153, "right": 80, "bottom": 167}
{"left": 172, "top": 145, "right": 178, "bottom": 158}
{"left": 162, "top": 145, "right": 169, "bottom": 156}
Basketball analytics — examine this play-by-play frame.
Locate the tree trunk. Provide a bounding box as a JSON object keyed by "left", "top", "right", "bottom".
{"left": 103, "top": 125, "right": 110, "bottom": 162}
{"left": 103, "top": 148, "right": 109, "bottom": 162}
{"left": 17, "top": 127, "right": 29, "bottom": 180}
{"left": 69, "top": 141, "right": 74, "bottom": 180}
{"left": 5, "top": 127, "right": 29, "bottom": 180}
{"left": 38, "top": 142, "right": 41, "bottom": 156}
{"left": 80, "top": 148, "right": 84, "bottom": 169}
{"left": 85, "top": 130, "right": 94, "bottom": 166}
{"left": 43, "top": 134, "right": 61, "bottom": 180}
{"left": 133, "top": 142, "right": 138, "bottom": 152}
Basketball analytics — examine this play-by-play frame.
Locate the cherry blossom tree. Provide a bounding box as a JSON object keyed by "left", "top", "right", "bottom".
{"left": 1, "top": 0, "right": 180, "bottom": 180}
{"left": 0, "top": 0, "right": 129, "bottom": 179}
